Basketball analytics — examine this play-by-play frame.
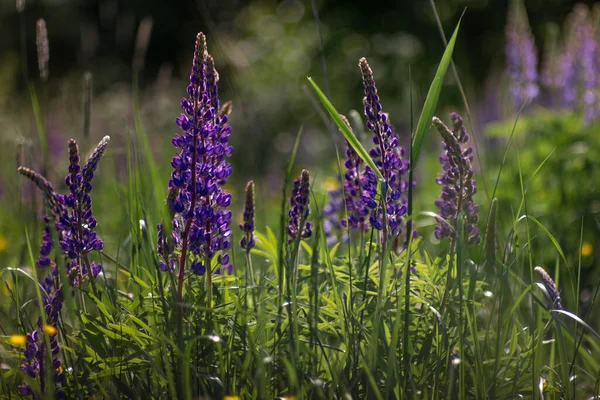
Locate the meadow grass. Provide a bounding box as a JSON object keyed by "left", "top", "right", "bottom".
{"left": 1, "top": 6, "right": 600, "bottom": 400}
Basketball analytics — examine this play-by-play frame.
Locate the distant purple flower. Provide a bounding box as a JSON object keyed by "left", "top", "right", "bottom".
{"left": 158, "top": 33, "right": 233, "bottom": 276}
{"left": 358, "top": 57, "right": 409, "bottom": 237}
{"left": 240, "top": 181, "right": 256, "bottom": 251}
{"left": 287, "top": 169, "right": 312, "bottom": 243}
{"left": 534, "top": 266, "right": 563, "bottom": 310}
{"left": 432, "top": 113, "right": 480, "bottom": 245}
{"left": 505, "top": 2, "right": 539, "bottom": 108}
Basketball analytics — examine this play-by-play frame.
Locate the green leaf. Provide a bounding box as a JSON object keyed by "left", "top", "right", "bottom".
{"left": 411, "top": 16, "right": 462, "bottom": 168}
{"left": 307, "top": 77, "right": 383, "bottom": 181}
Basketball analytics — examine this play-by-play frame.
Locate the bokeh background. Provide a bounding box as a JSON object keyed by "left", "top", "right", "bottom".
{"left": 1, "top": 0, "right": 599, "bottom": 318}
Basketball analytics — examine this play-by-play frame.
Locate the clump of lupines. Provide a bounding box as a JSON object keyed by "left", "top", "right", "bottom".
{"left": 158, "top": 32, "right": 233, "bottom": 277}
{"left": 432, "top": 113, "right": 481, "bottom": 245}
{"left": 19, "top": 268, "right": 64, "bottom": 397}
{"left": 18, "top": 136, "right": 110, "bottom": 284}
{"left": 359, "top": 57, "right": 409, "bottom": 237}
{"left": 505, "top": 0, "right": 539, "bottom": 108}
{"left": 240, "top": 181, "right": 256, "bottom": 251}
{"left": 324, "top": 116, "right": 370, "bottom": 246}
{"left": 287, "top": 169, "right": 312, "bottom": 243}
{"left": 534, "top": 266, "right": 563, "bottom": 310}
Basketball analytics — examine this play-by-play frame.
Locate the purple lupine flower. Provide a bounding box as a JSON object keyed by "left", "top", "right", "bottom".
{"left": 432, "top": 113, "right": 480, "bottom": 245}
{"left": 18, "top": 136, "right": 110, "bottom": 285}
{"left": 505, "top": 1, "right": 539, "bottom": 108}
{"left": 551, "top": 4, "right": 600, "bottom": 121}
{"left": 56, "top": 139, "right": 106, "bottom": 283}
{"left": 19, "top": 267, "right": 65, "bottom": 398}
{"left": 534, "top": 266, "right": 563, "bottom": 310}
{"left": 323, "top": 116, "right": 370, "bottom": 246}
{"left": 287, "top": 169, "right": 312, "bottom": 243}
{"left": 358, "top": 57, "right": 409, "bottom": 237}
{"left": 240, "top": 181, "right": 256, "bottom": 251}
{"left": 158, "top": 32, "right": 233, "bottom": 276}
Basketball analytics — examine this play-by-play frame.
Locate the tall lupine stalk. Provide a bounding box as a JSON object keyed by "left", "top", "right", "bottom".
{"left": 433, "top": 113, "right": 480, "bottom": 246}
{"left": 287, "top": 170, "right": 312, "bottom": 243}
{"left": 433, "top": 113, "right": 480, "bottom": 315}
{"left": 157, "top": 33, "right": 233, "bottom": 315}
{"left": 358, "top": 58, "right": 409, "bottom": 243}
{"left": 505, "top": 0, "right": 539, "bottom": 108}
{"left": 18, "top": 136, "right": 110, "bottom": 287}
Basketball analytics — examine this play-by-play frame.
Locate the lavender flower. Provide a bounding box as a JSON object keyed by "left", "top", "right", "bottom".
{"left": 18, "top": 136, "right": 110, "bottom": 284}
{"left": 534, "top": 266, "right": 563, "bottom": 310}
{"left": 240, "top": 181, "right": 256, "bottom": 251}
{"left": 287, "top": 169, "right": 312, "bottom": 243}
{"left": 505, "top": 1, "right": 539, "bottom": 108}
{"left": 323, "top": 116, "right": 370, "bottom": 246}
{"left": 19, "top": 268, "right": 64, "bottom": 398}
{"left": 158, "top": 32, "right": 233, "bottom": 276}
{"left": 358, "top": 57, "right": 409, "bottom": 237}
{"left": 432, "top": 113, "right": 480, "bottom": 245}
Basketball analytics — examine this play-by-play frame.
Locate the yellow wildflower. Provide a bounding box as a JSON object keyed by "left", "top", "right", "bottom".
{"left": 9, "top": 334, "right": 27, "bottom": 346}
{"left": 0, "top": 235, "right": 7, "bottom": 252}
{"left": 582, "top": 242, "right": 593, "bottom": 257}
{"left": 223, "top": 397, "right": 241, "bottom": 400}
{"left": 43, "top": 324, "right": 57, "bottom": 335}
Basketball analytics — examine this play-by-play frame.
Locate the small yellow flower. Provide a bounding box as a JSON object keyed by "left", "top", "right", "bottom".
{"left": 223, "top": 397, "right": 241, "bottom": 400}
{"left": 43, "top": 325, "right": 57, "bottom": 336}
{"left": 582, "top": 242, "right": 593, "bottom": 257}
{"left": 9, "top": 334, "right": 27, "bottom": 346}
{"left": 0, "top": 235, "right": 7, "bottom": 252}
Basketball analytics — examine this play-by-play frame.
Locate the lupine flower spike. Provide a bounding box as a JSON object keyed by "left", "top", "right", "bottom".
{"left": 240, "top": 181, "right": 256, "bottom": 251}
{"left": 158, "top": 32, "right": 233, "bottom": 280}
{"left": 534, "top": 266, "right": 563, "bottom": 310}
{"left": 358, "top": 57, "right": 409, "bottom": 237}
{"left": 323, "top": 115, "right": 369, "bottom": 246}
{"left": 505, "top": 0, "right": 539, "bottom": 108}
{"left": 287, "top": 169, "right": 312, "bottom": 243}
{"left": 18, "top": 136, "right": 110, "bottom": 284}
{"left": 432, "top": 113, "right": 480, "bottom": 245}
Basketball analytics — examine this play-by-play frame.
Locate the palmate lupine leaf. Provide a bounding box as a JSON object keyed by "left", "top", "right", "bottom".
{"left": 412, "top": 16, "right": 462, "bottom": 168}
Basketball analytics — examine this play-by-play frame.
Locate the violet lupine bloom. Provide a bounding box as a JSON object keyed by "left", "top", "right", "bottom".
{"left": 323, "top": 116, "right": 370, "bottom": 246}
{"left": 18, "top": 136, "right": 109, "bottom": 284}
{"left": 505, "top": 1, "right": 539, "bottom": 108}
{"left": 19, "top": 268, "right": 65, "bottom": 398}
{"left": 432, "top": 113, "right": 481, "bottom": 245}
{"left": 158, "top": 32, "right": 233, "bottom": 276}
{"left": 57, "top": 139, "right": 107, "bottom": 283}
{"left": 240, "top": 181, "right": 256, "bottom": 251}
{"left": 358, "top": 57, "right": 409, "bottom": 237}
{"left": 287, "top": 169, "right": 312, "bottom": 243}
{"left": 534, "top": 266, "right": 563, "bottom": 310}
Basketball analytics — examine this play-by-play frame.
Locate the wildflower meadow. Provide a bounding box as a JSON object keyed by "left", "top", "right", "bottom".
{"left": 1, "top": 0, "right": 600, "bottom": 399}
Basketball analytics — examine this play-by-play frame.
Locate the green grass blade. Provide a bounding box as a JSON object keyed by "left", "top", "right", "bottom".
{"left": 307, "top": 77, "right": 383, "bottom": 182}
{"left": 411, "top": 15, "right": 462, "bottom": 168}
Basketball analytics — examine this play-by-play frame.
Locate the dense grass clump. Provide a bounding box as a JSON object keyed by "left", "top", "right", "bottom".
{"left": 2, "top": 3, "right": 600, "bottom": 400}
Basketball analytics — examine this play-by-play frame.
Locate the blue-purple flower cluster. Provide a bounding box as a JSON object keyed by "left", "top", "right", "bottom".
{"left": 505, "top": 1, "right": 539, "bottom": 108}
{"left": 287, "top": 169, "right": 312, "bottom": 243}
{"left": 18, "top": 136, "right": 109, "bottom": 284}
{"left": 534, "top": 266, "right": 563, "bottom": 310}
{"left": 359, "top": 57, "right": 409, "bottom": 237}
{"left": 432, "top": 113, "right": 480, "bottom": 245}
{"left": 158, "top": 32, "right": 233, "bottom": 276}
{"left": 19, "top": 269, "right": 64, "bottom": 398}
